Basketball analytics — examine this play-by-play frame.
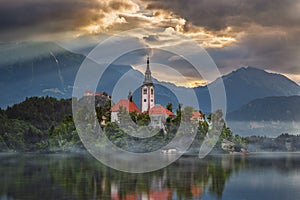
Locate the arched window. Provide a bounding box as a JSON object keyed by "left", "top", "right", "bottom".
{"left": 143, "top": 88, "right": 147, "bottom": 94}
{"left": 151, "top": 88, "right": 154, "bottom": 95}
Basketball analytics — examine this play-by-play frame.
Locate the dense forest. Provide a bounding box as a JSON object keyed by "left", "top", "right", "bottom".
{"left": 0, "top": 96, "right": 76, "bottom": 152}
{"left": 0, "top": 96, "right": 299, "bottom": 153}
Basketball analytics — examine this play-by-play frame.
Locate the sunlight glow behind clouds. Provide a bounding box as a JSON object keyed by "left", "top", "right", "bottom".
{"left": 67, "top": 0, "right": 238, "bottom": 49}
{"left": 1, "top": 0, "right": 300, "bottom": 85}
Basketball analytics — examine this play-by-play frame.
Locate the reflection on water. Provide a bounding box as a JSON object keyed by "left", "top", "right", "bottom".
{"left": 0, "top": 152, "right": 300, "bottom": 200}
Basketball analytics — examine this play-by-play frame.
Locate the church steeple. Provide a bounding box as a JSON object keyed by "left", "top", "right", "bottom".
{"left": 143, "top": 56, "right": 153, "bottom": 85}
{"left": 141, "top": 56, "right": 155, "bottom": 112}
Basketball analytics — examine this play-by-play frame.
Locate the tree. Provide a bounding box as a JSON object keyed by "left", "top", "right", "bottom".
{"left": 166, "top": 103, "right": 173, "bottom": 112}
{"left": 198, "top": 120, "right": 209, "bottom": 138}
{"left": 220, "top": 124, "right": 233, "bottom": 140}
{"left": 118, "top": 106, "right": 133, "bottom": 126}
{"left": 173, "top": 103, "right": 182, "bottom": 124}
{"left": 181, "top": 106, "right": 194, "bottom": 122}
{"left": 204, "top": 109, "right": 226, "bottom": 151}
{"left": 136, "top": 112, "right": 150, "bottom": 126}
{"left": 48, "top": 115, "right": 80, "bottom": 151}
{"left": 129, "top": 111, "right": 138, "bottom": 123}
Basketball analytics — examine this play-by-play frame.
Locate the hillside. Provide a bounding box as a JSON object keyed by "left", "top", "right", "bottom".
{"left": 0, "top": 42, "right": 84, "bottom": 107}
{"left": 1, "top": 42, "right": 300, "bottom": 115}
{"left": 198, "top": 67, "right": 300, "bottom": 112}
{"left": 227, "top": 95, "right": 300, "bottom": 121}
{"left": 5, "top": 96, "right": 72, "bottom": 130}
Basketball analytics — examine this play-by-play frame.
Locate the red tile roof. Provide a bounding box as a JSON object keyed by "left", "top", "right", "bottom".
{"left": 149, "top": 106, "right": 175, "bottom": 116}
{"left": 94, "top": 92, "right": 103, "bottom": 96}
{"left": 84, "top": 90, "right": 105, "bottom": 97}
{"left": 110, "top": 99, "right": 140, "bottom": 113}
{"left": 84, "top": 90, "right": 93, "bottom": 96}
{"left": 191, "top": 111, "right": 204, "bottom": 120}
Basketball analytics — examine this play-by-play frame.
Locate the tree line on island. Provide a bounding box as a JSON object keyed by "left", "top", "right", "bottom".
{"left": 0, "top": 95, "right": 299, "bottom": 153}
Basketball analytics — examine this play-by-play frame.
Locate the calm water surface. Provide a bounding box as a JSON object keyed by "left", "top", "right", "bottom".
{"left": 0, "top": 152, "right": 300, "bottom": 200}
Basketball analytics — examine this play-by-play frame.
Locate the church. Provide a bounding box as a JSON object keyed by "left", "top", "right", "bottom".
{"left": 141, "top": 56, "right": 155, "bottom": 112}
{"left": 110, "top": 56, "right": 174, "bottom": 129}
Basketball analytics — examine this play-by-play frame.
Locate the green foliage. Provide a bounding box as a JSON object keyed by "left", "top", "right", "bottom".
{"left": 181, "top": 106, "right": 194, "bottom": 122}
{"left": 220, "top": 124, "right": 233, "bottom": 140}
{"left": 118, "top": 106, "right": 132, "bottom": 125}
{"left": 3, "top": 96, "right": 297, "bottom": 154}
{"left": 0, "top": 115, "right": 45, "bottom": 151}
{"left": 0, "top": 96, "right": 82, "bottom": 152}
{"left": 199, "top": 109, "right": 249, "bottom": 153}
{"left": 166, "top": 103, "right": 173, "bottom": 112}
{"left": 246, "top": 133, "right": 300, "bottom": 151}
{"left": 173, "top": 103, "right": 182, "bottom": 124}
{"left": 5, "top": 96, "right": 72, "bottom": 130}
{"left": 104, "top": 112, "right": 169, "bottom": 153}
{"left": 0, "top": 135, "right": 8, "bottom": 150}
{"left": 95, "top": 96, "right": 111, "bottom": 122}
{"left": 136, "top": 112, "right": 150, "bottom": 126}
{"left": 48, "top": 115, "right": 81, "bottom": 152}
{"left": 198, "top": 120, "right": 209, "bottom": 138}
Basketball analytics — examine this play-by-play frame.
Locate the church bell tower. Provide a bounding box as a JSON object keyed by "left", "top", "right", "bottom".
{"left": 141, "top": 56, "right": 155, "bottom": 112}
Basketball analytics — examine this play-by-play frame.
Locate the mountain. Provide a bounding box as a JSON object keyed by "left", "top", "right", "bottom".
{"left": 226, "top": 96, "right": 300, "bottom": 137}
{"left": 132, "top": 66, "right": 300, "bottom": 113}
{"left": 0, "top": 42, "right": 143, "bottom": 108}
{"left": 227, "top": 95, "right": 300, "bottom": 121}
{"left": 1, "top": 42, "right": 300, "bottom": 115}
{"left": 195, "top": 67, "right": 300, "bottom": 112}
{"left": 0, "top": 42, "right": 85, "bottom": 107}
{"left": 0, "top": 42, "right": 181, "bottom": 110}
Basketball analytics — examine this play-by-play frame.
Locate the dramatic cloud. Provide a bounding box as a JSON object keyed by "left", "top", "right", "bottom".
{"left": 0, "top": 0, "right": 95, "bottom": 40}
{"left": 208, "top": 26, "right": 300, "bottom": 78}
{"left": 142, "top": 0, "right": 300, "bottom": 31}
{"left": 1, "top": 0, "right": 300, "bottom": 84}
{"left": 0, "top": 0, "right": 140, "bottom": 41}
{"left": 142, "top": 0, "right": 300, "bottom": 82}
{"left": 0, "top": 0, "right": 236, "bottom": 48}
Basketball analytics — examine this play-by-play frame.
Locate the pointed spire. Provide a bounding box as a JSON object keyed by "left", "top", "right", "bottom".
{"left": 128, "top": 90, "right": 133, "bottom": 102}
{"left": 146, "top": 55, "right": 150, "bottom": 74}
{"left": 147, "top": 55, "right": 149, "bottom": 68}
{"left": 143, "top": 55, "right": 153, "bottom": 85}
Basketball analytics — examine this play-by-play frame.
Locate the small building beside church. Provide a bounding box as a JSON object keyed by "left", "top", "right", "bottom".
{"left": 191, "top": 111, "right": 205, "bottom": 122}
{"left": 110, "top": 92, "right": 140, "bottom": 123}
{"left": 149, "top": 105, "right": 174, "bottom": 129}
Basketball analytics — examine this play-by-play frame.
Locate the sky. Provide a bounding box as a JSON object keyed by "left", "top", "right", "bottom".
{"left": 1, "top": 0, "right": 300, "bottom": 86}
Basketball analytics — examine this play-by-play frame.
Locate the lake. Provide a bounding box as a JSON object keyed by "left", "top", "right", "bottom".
{"left": 0, "top": 152, "right": 300, "bottom": 200}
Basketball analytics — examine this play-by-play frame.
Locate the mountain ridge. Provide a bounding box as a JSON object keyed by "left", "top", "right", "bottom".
{"left": 227, "top": 95, "right": 300, "bottom": 121}
{"left": 204, "top": 66, "right": 300, "bottom": 111}
{"left": 1, "top": 41, "right": 300, "bottom": 115}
